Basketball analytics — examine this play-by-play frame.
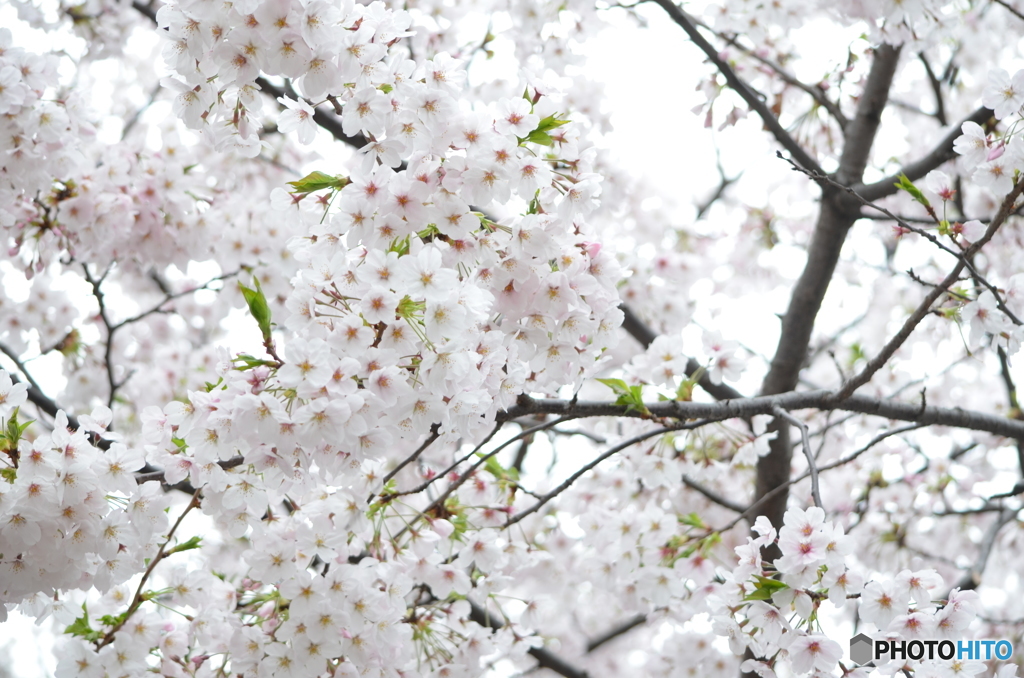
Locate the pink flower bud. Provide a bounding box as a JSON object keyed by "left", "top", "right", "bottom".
{"left": 988, "top": 142, "right": 1005, "bottom": 161}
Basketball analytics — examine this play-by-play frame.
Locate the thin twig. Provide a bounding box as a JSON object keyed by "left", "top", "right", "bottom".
{"left": 682, "top": 475, "right": 745, "bottom": 513}
{"left": 650, "top": 0, "right": 824, "bottom": 175}
{"left": 504, "top": 419, "right": 725, "bottom": 528}
{"left": 946, "top": 508, "right": 1016, "bottom": 594}
{"left": 96, "top": 489, "right": 201, "bottom": 649}
{"left": 835, "top": 179, "right": 1024, "bottom": 400}
{"left": 994, "top": 0, "right": 1024, "bottom": 22}
{"left": 373, "top": 426, "right": 441, "bottom": 500}
{"left": 772, "top": 406, "right": 821, "bottom": 508}
{"left": 586, "top": 614, "right": 649, "bottom": 652}
{"left": 713, "top": 423, "right": 923, "bottom": 534}
{"left": 701, "top": 23, "right": 848, "bottom": 129}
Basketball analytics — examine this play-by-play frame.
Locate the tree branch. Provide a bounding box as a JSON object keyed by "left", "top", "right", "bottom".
{"left": 682, "top": 475, "right": 746, "bottom": 512}
{"left": 82, "top": 264, "right": 121, "bottom": 408}
{"left": 502, "top": 390, "right": 1024, "bottom": 441}
{"left": 835, "top": 178, "right": 1024, "bottom": 400}
{"left": 994, "top": 0, "right": 1024, "bottom": 23}
{"left": 716, "top": 423, "right": 923, "bottom": 534}
{"left": 772, "top": 406, "right": 821, "bottom": 508}
{"left": 467, "top": 601, "right": 590, "bottom": 678}
{"left": 836, "top": 43, "right": 903, "bottom": 186}
{"left": 505, "top": 420, "right": 721, "bottom": 528}
{"left": 947, "top": 508, "right": 1016, "bottom": 594}
{"left": 919, "top": 52, "right": 948, "bottom": 125}
{"left": 255, "top": 76, "right": 368, "bottom": 150}
{"left": 854, "top": 106, "right": 992, "bottom": 201}
{"left": 756, "top": 41, "right": 903, "bottom": 533}
{"left": 586, "top": 614, "right": 649, "bottom": 652}
{"left": 650, "top": 0, "right": 824, "bottom": 175}
{"left": 619, "top": 304, "right": 746, "bottom": 402}
{"left": 705, "top": 25, "right": 848, "bottom": 129}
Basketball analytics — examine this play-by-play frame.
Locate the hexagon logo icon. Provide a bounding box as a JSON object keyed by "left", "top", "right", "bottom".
{"left": 850, "top": 633, "right": 875, "bottom": 667}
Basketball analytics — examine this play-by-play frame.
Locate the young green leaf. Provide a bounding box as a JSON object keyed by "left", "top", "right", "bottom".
{"left": 286, "top": 171, "right": 348, "bottom": 195}
{"left": 167, "top": 535, "right": 203, "bottom": 555}
{"left": 595, "top": 378, "right": 650, "bottom": 415}
{"left": 239, "top": 277, "right": 273, "bottom": 344}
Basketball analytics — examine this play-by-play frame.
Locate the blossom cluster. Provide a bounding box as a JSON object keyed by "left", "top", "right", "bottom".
{"left": 0, "top": 26, "right": 90, "bottom": 270}
{"left": 2, "top": 0, "right": 629, "bottom": 674}
{"left": 719, "top": 508, "right": 983, "bottom": 678}
{"left": 0, "top": 371, "right": 158, "bottom": 618}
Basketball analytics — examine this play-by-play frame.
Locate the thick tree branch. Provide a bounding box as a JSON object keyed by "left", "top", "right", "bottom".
{"left": 854, "top": 106, "right": 992, "bottom": 201}
{"left": 501, "top": 391, "right": 1024, "bottom": 441}
{"left": 754, "top": 42, "right": 903, "bottom": 533}
{"left": 835, "top": 44, "right": 903, "bottom": 186}
{"left": 650, "top": 0, "right": 823, "bottom": 175}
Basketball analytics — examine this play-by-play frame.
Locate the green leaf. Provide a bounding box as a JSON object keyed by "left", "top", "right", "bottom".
{"left": 679, "top": 512, "right": 705, "bottom": 529}
{"left": 388, "top": 235, "right": 411, "bottom": 256}
{"left": 521, "top": 129, "right": 553, "bottom": 146}
{"left": 743, "top": 587, "right": 775, "bottom": 601}
{"left": 239, "top": 277, "right": 273, "bottom": 344}
{"left": 595, "top": 378, "right": 649, "bottom": 415}
{"left": 676, "top": 366, "right": 706, "bottom": 402}
{"left": 894, "top": 173, "right": 931, "bottom": 209}
{"left": 753, "top": 575, "right": 788, "bottom": 591}
{"left": 64, "top": 604, "right": 101, "bottom": 641}
{"left": 98, "top": 613, "right": 126, "bottom": 628}
{"left": 534, "top": 115, "right": 570, "bottom": 133}
{"left": 286, "top": 171, "right": 347, "bottom": 195}
{"left": 378, "top": 83, "right": 393, "bottom": 94}
{"left": 481, "top": 454, "right": 508, "bottom": 481}
{"left": 233, "top": 354, "right": 278, "bottom": 370}
{"left": 167, "top": 535, "right": 203, "bottom": 555}
{"left": 0, "top": 467, "right": 15, "bottom": 484}
{"left": 742, "top": 574, "right": 789, "bottom": 601}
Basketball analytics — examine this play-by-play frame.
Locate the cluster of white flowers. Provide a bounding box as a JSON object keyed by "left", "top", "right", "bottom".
{"left": 953, "top": 68, "right": 1024, "bottom": 196}
{"left": 0, "top": 0, "right": 629, "bottom": 674}
{"left": 0, "top": 27, "right": 90, "bottom": 269}
{"left": 0, "top": 371, "right": 160, "bottom": 618}
{"left": 715, "top": 508, "right": 976, "bottom": 678}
